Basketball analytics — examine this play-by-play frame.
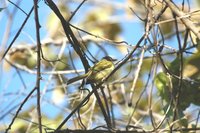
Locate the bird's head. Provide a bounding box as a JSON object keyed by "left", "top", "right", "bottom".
{"left": 103, "top": 56, "right": 117, "bottom": 61}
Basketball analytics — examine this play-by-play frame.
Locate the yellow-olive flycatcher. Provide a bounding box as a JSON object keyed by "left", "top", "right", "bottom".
{"left": 67, "top": 56, "right": 116, "bottom": 85}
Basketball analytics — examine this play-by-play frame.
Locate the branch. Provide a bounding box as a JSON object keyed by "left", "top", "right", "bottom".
{"left": 45, "top": 0, "right": 90, "bottom": 71}
{"left": 164, "top": 0, "right": 200, "bottom": 40}
{"left": 33, "top": 0, "right": 42, "bottom": 132}
{"left": 5, "top": 87, "right": 37, "bottom": 133}
{"left": 0, "top": 7, "right": 34, "bottom": 61}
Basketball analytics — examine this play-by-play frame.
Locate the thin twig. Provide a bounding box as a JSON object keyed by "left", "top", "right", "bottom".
{"left": 33, "top": 0, "right": 42, "bottom": 132}
{"left": 5, "top": 87, "right": 37, "bottom": 133}
{"left": 68, "top": 0, "right": 87, "bottom": 22}
{"left": 8, "top": 0, "right": 28, "bottom": 15}
{"left": 107, "top": 85, "right": 116, "bottom": 128}
{"left": 100, "top": 86, "right": 112, "bottom": 127}
{"left": 0, "top": 7, "right": 34, "bottom": 61}
{"left": 171, "top": 13, "right": 184, "bottom": 132}
{"left": 164, "top": 0, "right": 200, "bottom": 39}
{"left": 45, "top": 0, "right": 90, "bottom": 71}
{"left": 128, "top": 47, "right": 145, "bottom": 106}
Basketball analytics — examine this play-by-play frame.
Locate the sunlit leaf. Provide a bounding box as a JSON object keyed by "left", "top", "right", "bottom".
{"left": 52, "top": 87, "right": 65, "bottom": 105}
{"left": 46, "top": 3, "right": 69, "bottom": 38}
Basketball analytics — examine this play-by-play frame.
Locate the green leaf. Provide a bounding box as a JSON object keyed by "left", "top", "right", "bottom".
{"left": 155, "top": 72, "right": 171, "bottom": 102}
{"left": 168, "top": 57, "right": 182, "bottom": 75}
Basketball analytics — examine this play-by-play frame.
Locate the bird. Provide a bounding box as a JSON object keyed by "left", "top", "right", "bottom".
{"left": 67, "top": 56, "right": 116, "bottom": 85}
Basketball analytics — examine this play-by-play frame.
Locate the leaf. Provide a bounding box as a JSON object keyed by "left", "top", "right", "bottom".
{"left": 160, "top": 20, "right": 174, "bottom": 35}
{"left": 81, "top": 6, "right": 121, "bottom": 40}
{"left": 184, "top": 50, "right": 200, "bottom": 78}
{"left": 52, "top": 87, "right": 65, "bottom": 105}
{"left": 155, "top": 72, "right": 171, "bottom": 102}
{"left": 168, "top": 57, "right": 182, "bottom": 75}
{"left": 155, "top": 71, "right": 200, "bottom": 111}
{"left": 55, "top": 55, "right": 69, "bottom": 70}
{"left": 46, "top": 3, "right": 69, "bottom": 38}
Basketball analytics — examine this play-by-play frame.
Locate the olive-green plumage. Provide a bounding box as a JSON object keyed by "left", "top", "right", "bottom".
{"left": 67, "top": 56, "right": 116, "bottom": 85}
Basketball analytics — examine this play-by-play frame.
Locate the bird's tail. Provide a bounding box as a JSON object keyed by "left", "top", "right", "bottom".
{"left": 67, "top": 73, "right": 88, "bottom": 85}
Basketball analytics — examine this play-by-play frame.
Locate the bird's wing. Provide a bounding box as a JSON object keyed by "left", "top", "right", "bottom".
{"left": 91, "top": 59, "right": 113, "bottom": 72}
{"left": 67, "top": 73, "right": 88, "bottom": 85}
